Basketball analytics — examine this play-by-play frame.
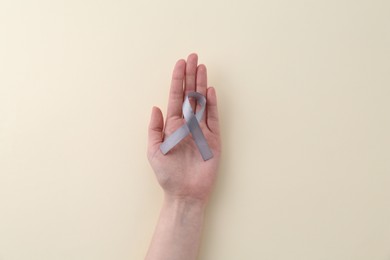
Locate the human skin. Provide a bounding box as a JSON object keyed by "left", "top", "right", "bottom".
{"left": 145, "top": 53, "right": 221, "bottom": 260}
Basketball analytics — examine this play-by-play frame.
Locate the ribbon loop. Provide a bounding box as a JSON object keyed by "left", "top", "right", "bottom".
{"left": 160, "top": 92, "right": 213, "bottom": 161}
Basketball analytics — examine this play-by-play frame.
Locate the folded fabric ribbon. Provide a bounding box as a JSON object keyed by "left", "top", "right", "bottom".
{"left": 160, "top": 92, "right": 213, "bottom": 161}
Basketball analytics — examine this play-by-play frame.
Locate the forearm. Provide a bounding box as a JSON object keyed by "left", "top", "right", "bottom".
{"left": 145, "top": 195, "right": 207, "bottom": 260}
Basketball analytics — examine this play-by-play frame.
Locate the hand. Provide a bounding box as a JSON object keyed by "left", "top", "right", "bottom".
{"left": 147, "top": 53, "right": 221, "bottom": 204}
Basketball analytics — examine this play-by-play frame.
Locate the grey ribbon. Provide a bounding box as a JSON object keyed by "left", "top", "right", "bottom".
{"left": 160, "top": 92, "right": 213, "bottom": 161}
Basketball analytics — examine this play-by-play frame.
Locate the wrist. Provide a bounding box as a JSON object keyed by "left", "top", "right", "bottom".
{"left": 163, "top": 194, "right": 208, "bottom": 212}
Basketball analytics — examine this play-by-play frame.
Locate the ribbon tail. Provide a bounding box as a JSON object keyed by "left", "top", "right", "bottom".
{"left": 187, "top": 116, "right": 214, "bottom": 161}
{"left": 160, "top": 124, "right": 190, "bottom": 155}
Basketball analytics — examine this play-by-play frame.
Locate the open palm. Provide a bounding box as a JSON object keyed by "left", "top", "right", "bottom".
{"left": 147, "top": 54, "right": 221, "bottom": 202}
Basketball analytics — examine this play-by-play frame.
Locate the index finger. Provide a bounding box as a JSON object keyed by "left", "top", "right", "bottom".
{"left": 166, "top": 59, "right": 186, "bottom": 119}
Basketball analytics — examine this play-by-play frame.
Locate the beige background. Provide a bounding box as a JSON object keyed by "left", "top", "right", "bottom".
{"left": 1, "top": 0, "right": 389, "bottom": 259}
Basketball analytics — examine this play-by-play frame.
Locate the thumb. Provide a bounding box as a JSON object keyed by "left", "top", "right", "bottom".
{"left": 148, "top": 106, "right": 164, "bottom": 152}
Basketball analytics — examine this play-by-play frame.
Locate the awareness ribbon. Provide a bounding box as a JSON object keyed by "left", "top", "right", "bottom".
{"left": 160, "top": 92, "right": 213, "bottom": 161}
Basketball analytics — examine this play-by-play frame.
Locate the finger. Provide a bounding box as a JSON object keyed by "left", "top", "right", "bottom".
{"left": 195, "top": 64, "right": 207, "bottom": 114}
{"left": 184, "top": 53, "right": 198, "bottom": 111}
{"left": 166, "top": 59, "right": 186, "bottom": 119}
{"left": 206, "top": 87, "right": 220, "bottom": 134}
{"left": 148, "top": 106, "right": 164, "bottom": 154}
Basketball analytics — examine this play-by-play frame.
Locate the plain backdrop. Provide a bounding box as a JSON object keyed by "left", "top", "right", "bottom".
{"left": 1, "top": 0, "right": 389, "bottom": 259}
